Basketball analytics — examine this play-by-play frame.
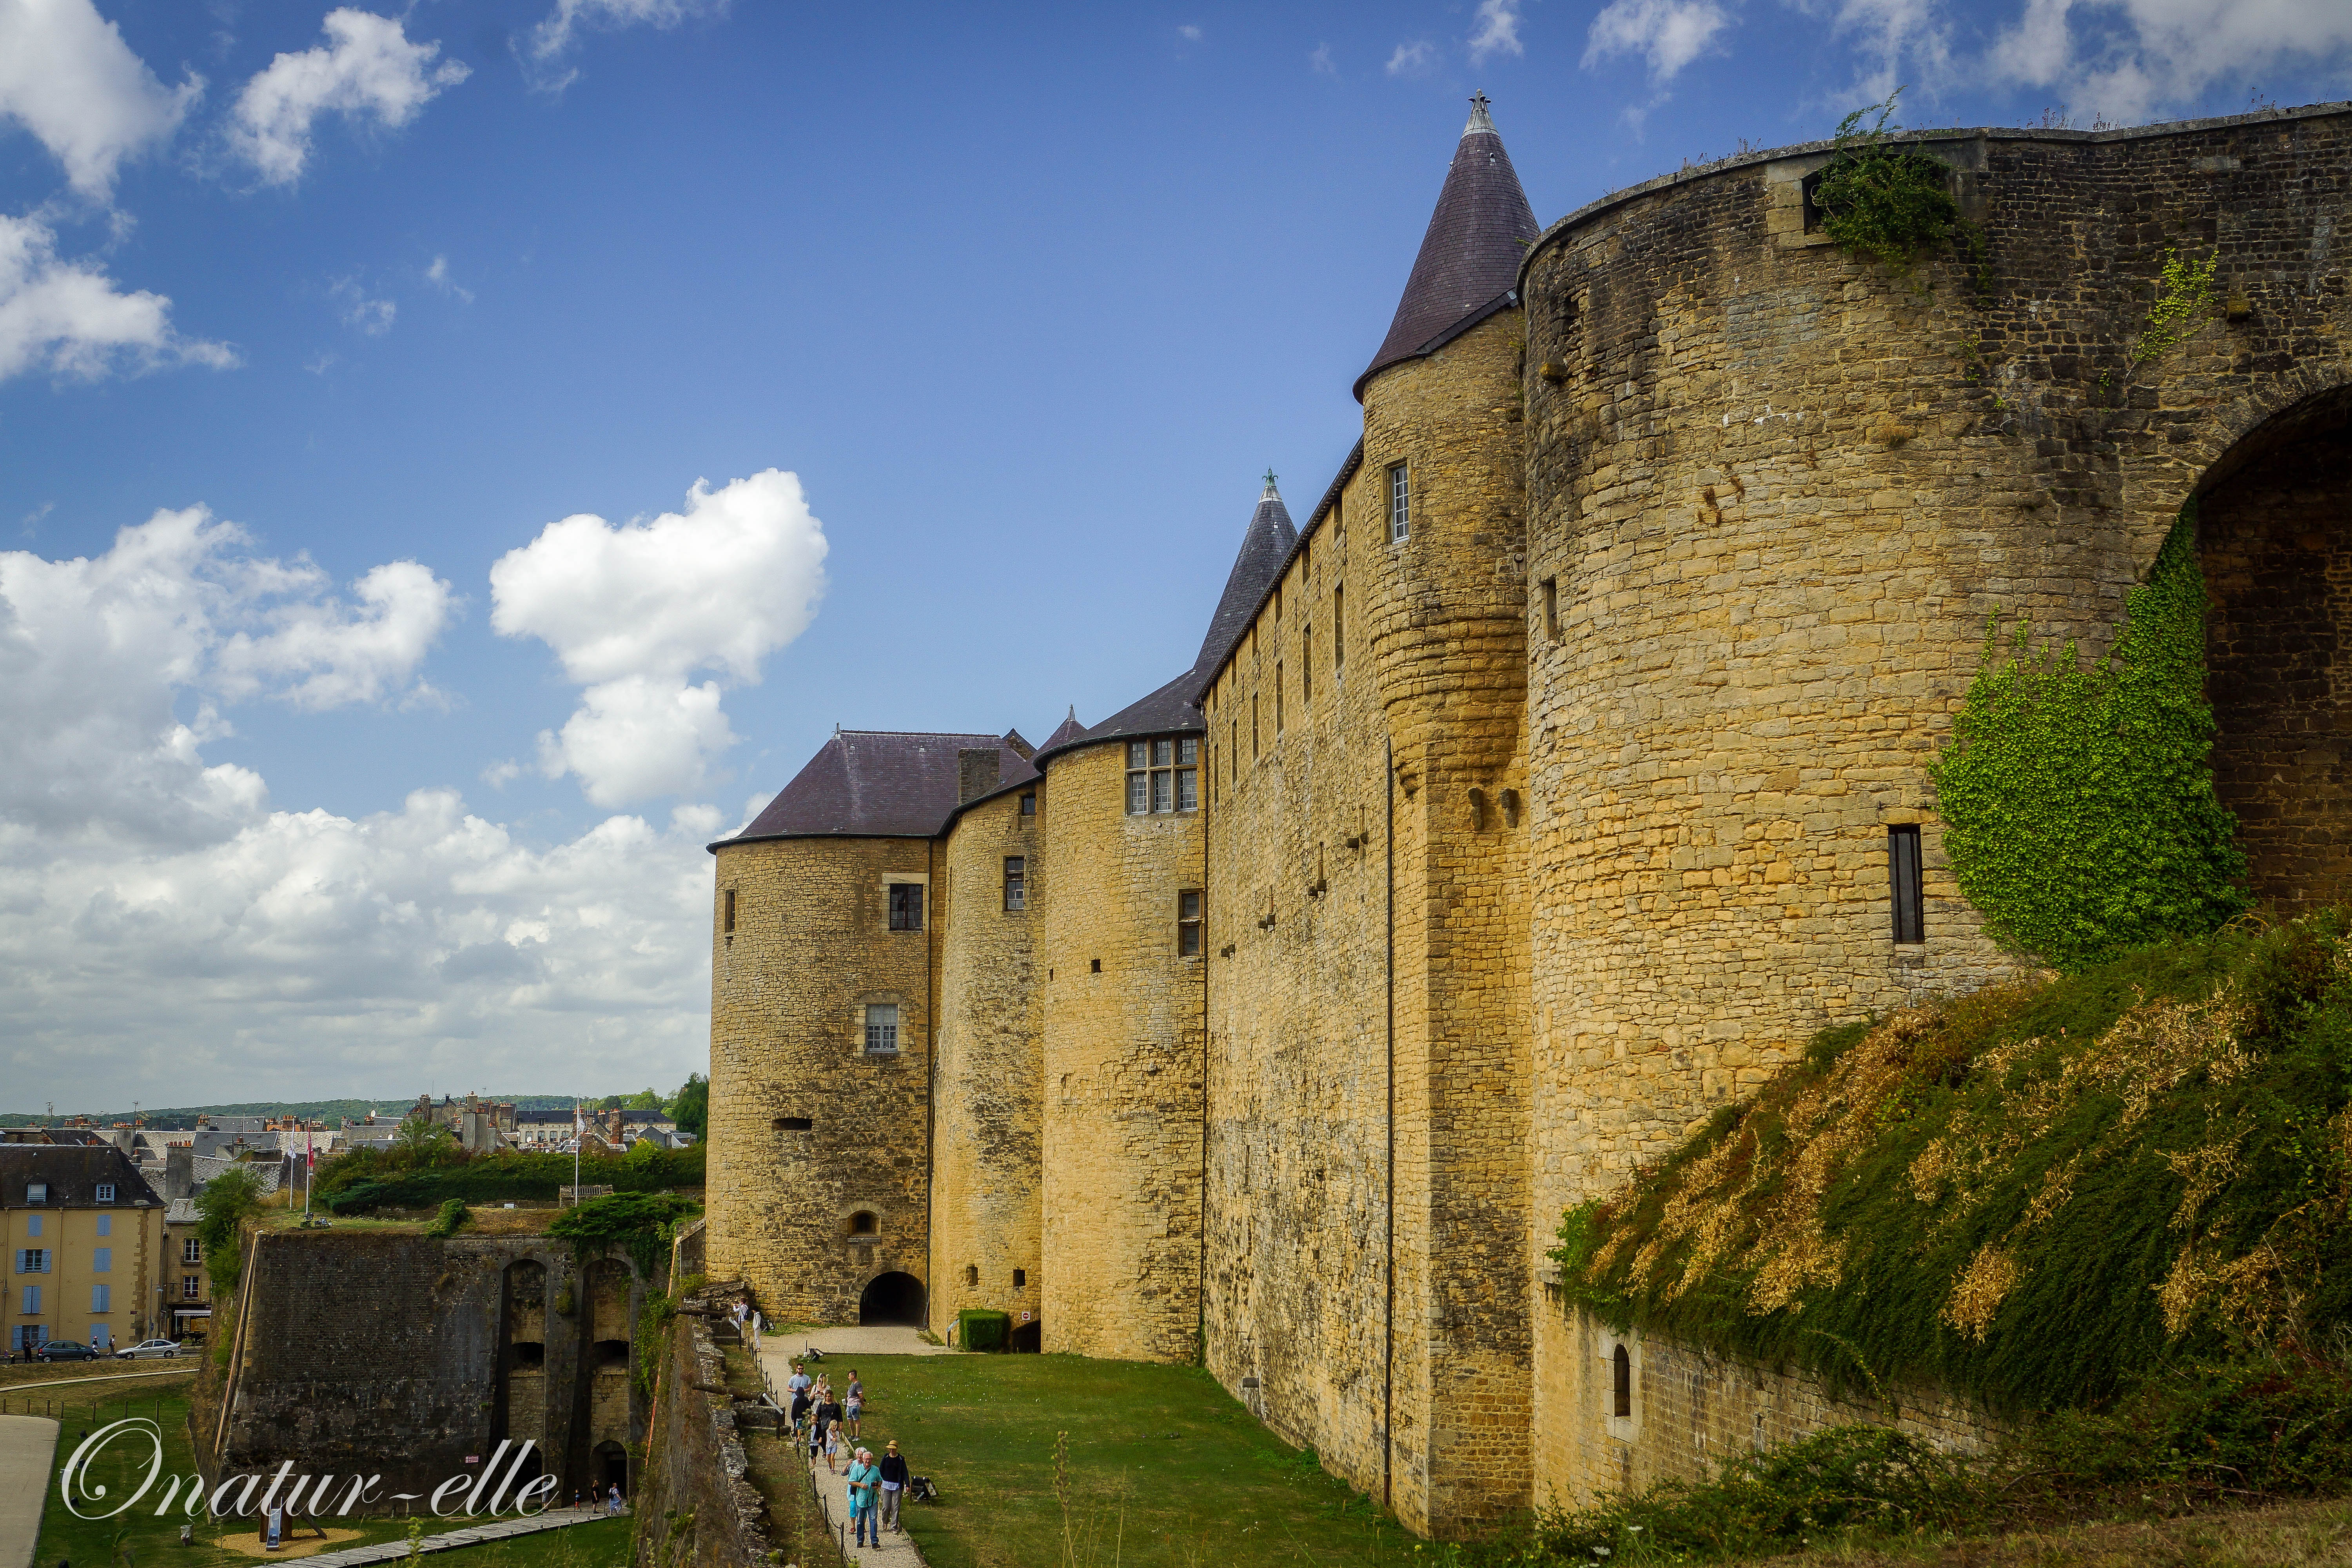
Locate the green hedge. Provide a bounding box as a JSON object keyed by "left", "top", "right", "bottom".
{"left": 956, "top": 1309, "right": 1010, "bottom": 1352}
{"left": 321, "top": 1141, "right": 704, "bottom": 1214}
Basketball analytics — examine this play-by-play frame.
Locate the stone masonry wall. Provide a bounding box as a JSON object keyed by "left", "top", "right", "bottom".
{"left": 206, "top": 1232, "right": 636, "bottom": 1506}
{"left": 1037, "top": 739, "right": 1205, "bottom": 1363}
{"left": 1516, "top": 106, "right": 2352, "bottom": 1499}
{"left": 1543, "top": 1307, "right": 2000, "bottom": 1509}
{"left": 708, "top": 836, "right": 935, "bottom": 1324}
{"left": 931, "top": 787, "right": 1045, "bottom": 1331}
{"left": 632, "top": 1310, "right": 773, "bottom": 1568}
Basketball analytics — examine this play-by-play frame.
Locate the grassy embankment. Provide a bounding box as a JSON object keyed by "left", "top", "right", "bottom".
{"left": 824, "top": 1352, "right": 1398, "bottom": 1568}
{"left": 25, "top": 1390, "right": 623, "bottom": 1567}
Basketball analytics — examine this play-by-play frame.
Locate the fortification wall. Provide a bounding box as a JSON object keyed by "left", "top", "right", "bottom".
{"left": 931, "top": 788, "right": 1045, "bottom": 1331}
{"left": 1036, "top": 739, "right": 1205, "bottom": 1362}
{"left": 1200, "top": 494, "right": 1393, "bottom": 1506}
{"left": 1516, "top": 105, "right": 2352, "bottom": 1498}
{"left": 207, "top": 1232, "right": 631, "bottom": 1504}
{"left": 707, "top": 837, "right": 933, "bottom": 1323}
{"left": 632, "top": 1310, "right": 773, "bottom": 1568}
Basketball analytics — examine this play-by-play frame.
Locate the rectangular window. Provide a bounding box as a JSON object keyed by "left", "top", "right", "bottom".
{"left": 17, "top": 1250, "right": 45, "bottom": 1274}
{"left": 1004, "top": 857, "right": 1026, "bottom": 912}
{"left": 20, "top": 1285, "right": 38, "bottom": 1315}
{"left": 1230, "top": 720, "right": 1238, "bottom": 780}
{"left": 864, "top": 1004, "right": 900, "bottom": 1054}
{"left": 26, "top": 1216, "right": 40, "bottom": 1238}
{"left": 723, "top": 889, "right": 736, "bottom": 933}
{"left": 1889, "top": 825, "right": 1925, "bottom": 944}
{"left": 94, "top": 1184, "right": 114, "bottom": 1205}
{"left": 93, "top": 1248, "right": 110, "bottom": 1273}
{"left": 1301, "top": 629, "right": 1312, "bottom": 704}
{"left": 182, "top": 1239, "right": 202, "bottom": 1264}
{"left": 91, "top": 1284, "right": 110, "bottom": 1312}
{"left": 887, "top": 883, "right": 923, "bottom": 931}
{"left": 1178, "top": 890, "right": 1203, "bottom": 957}
{"left": 1542, "top": 576, "right": 1559, "bottom": 640}
{"left": 1388, "top": 462, "right": 1410, "bottom": 542}
{"left": 1151, "top": 769, "right": 1172, "bottom": 812}
{"left": 95, "top": 1216, "right": 110, "bottom": 1237}
{"left": 1126, "top": 737, "right": 1198, "bottom": 814}
{"left": 1019, "top": 791, "right": 1036, "bottom": 816}
{"left": 1334, "top": 584, "right": 1345, "bottom": 673}
{"left": 1177, "top": 740, "right": 1198, "bottom": 811}
{"left": 26, "top": 1184, "right": 44, "bottom": 1205}
{"left": 182, "top": 1276, "right": 201, "bottom": 1300}
{"left": 1013, "top": 1268, "right": 1027, "bottom": 1289}
{"left": 1252, "top": 695, "right": 1260, "bottom": 757}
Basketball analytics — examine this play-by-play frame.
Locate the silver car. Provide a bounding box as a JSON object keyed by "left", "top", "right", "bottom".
{"left": 114, "top": 1339, "right": 182, "bottom": 1359}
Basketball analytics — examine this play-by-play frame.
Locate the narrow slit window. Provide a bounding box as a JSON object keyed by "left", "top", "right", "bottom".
{"left": 1230, "top": 720, "right": 1239, "bottom": 780}
{"left": 1612, "top": 1344, "right": 1632, "bottom": 1419}
{"left": 1888, "top": 824, "right": 1925, "bottom": 945}
{"left": 1004, "top": 856, "right": 1026, "bottom": 912}
{"left": 722, "top": 888, "right": 736, "bottom": 933}
{"left": 1388, "top": 462, "right": 1410, "bottom": 542}
{"left": 1178, "top": 890, "right": 1203, "bottom": 957}
{"left": 1275, "top": 665, "right": 1285, "bottom": 735}
{"left": 887, "top": 883, "right": 923, "bottom": 932}
{"left": 774, "top": 1116, "right": 813, "bottom": 1131}
{"left": 1333, "top": 583, "right": 1345, "bottom": 674}
{"left": 965, "top": 1265, "right": 978, "bottom": 1286}
{"left": 1542, "top": 577, "right": 1559, "bottom": 640}
{"left": 1301, "top": 628, "right": 1313, "bottom": 704}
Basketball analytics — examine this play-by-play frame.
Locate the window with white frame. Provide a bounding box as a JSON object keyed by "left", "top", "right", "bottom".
{"left": 1125, "top": 739, "right": 1198, "bottom": 814}
{"left": 864, "top": 1003, "right": 900, "bottom": 1054}
{"left": 16, "top": 1250, "right": 47, "bottom": 1274}
{"left": 182, "top": 1238, "right": 202, "bottom": 1264}
{"left": 181, "top": 1276, "right": 201, "bottom": 1300}
{"left": 94, "top": 1183, "right": 114, "bottom": 1204}
{"left": 1003, "top": 857, "right": 1026, "bottom": 912}
{"left": 1388, "top": 462, "right": 1410, "bottom": 541}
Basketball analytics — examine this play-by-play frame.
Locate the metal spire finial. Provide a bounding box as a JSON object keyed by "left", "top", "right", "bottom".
{"left": 1262, "top": 468, "right": 1279, "bottom": 495}
{"left": 1465, "top": 92, "right": 1495, "bottom": 136}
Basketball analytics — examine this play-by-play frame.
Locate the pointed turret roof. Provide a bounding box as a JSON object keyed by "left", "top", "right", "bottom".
{"left": 1042, "top": 706, "right": 1087, "bottom": 750}
{"left": 1356, "top": 93, "right": 1540, "bottom": 400}
{"left": 1191, "top": 474, "right": 1298, "bottom": 680}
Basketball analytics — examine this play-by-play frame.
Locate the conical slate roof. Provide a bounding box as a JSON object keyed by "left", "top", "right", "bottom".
{"left": 1356, "top": 94, "right": 1539, "bottom": 400}
{"left": 1191, "top": 476, "right": 1298, "bottom": 680}
{"left": 1042, "top": 706, "right": 1088, "bottom": 750}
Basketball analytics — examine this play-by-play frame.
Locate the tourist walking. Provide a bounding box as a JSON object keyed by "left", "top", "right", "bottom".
{"left": 877, "top": 1441, "right": 908, "bottom": 1533}
{"left": 786, "top": 1361, "right": 813, "bottom": 1436}
{"left": 846, "top": 1449, "right": 880, "bottom": 1549}
{"left": 811, "top": 1389, "right": 841, "bottom": 1462}
{"left": 845, "top": 1370, "right": 863, "bottom": 1437}
{"left": 824, "top": 1418, "right": 844, "bottom": 1475}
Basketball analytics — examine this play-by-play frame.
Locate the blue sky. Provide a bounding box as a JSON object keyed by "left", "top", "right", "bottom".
{"left": 1, "top": 0, "right": 2345, "bottom": 1112}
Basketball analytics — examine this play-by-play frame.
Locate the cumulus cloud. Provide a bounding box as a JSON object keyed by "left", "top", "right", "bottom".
{"left": 228, "top": 9, "right": 468, "bottom": 186}
{"left": 0, "top": 0, "right": 202, "bottom": 198}
{"left": 1583, "top": 0, "right": 1735, "bottom": 79}
{"left": 1469, "top": 0, "right": 1526, "bottom": 65}
{"left": 1387, "top": 39, "right": 1437, "bottom": 76}
{"left": 1791, "top": 0, "right": 1950, "bottom": 102}
{"left": 524, "top": 0, "right": 723, "bottom": 86}
{"left": 0, "top": 211, "right": 235, "bottom": 383}
{"left": 1985, "top": 0, "right": 2352, "bottom": 122}
{"left": 491, "top": 470, "right": 827, "bottom": 806}
{"left": 425, "top": 254, "right": 473, "bottom": 304}
{"left": 0, "top": 507, "right": 706, "bottom": 1109}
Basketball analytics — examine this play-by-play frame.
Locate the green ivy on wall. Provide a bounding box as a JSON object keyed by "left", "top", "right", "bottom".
{"left": 1929, "top": 504, "right": 2247, "bottom": 971}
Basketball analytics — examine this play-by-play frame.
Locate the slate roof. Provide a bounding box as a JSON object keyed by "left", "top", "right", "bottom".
{"left": 1356, "top": 95, "right": 1539, "bottom": 399}
{"left": 1041, "top": 708, "right": 1088, "bottom": 751}
{"left": 721, "top": 728, "right": 1040, "bottom": 846}
{"left": 0, "top": 1144, "right": 165, "bottom": 1207}
{"left": 1047, "top": 671, "right": 1204, "bottom": 762}
{"left": 1191, "top": 480, "right": 1299, "bottom": 681}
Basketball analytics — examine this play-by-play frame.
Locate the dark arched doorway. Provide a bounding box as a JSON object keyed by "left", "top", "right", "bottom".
{"left": 857, "top": 1272, "right": 925, "bottom": 1326}
{"left": 1009, "top": 1319, "right": 1041, "bottom": 1353}
{"left": 594, "top": 1440, "right": 628, "bottom": 1496}
{"left": 2199, "top": 386, "right": 2352, "bottom": 914}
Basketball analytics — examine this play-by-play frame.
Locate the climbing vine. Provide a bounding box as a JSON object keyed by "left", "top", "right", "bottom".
{"left": 1929, "top": 503, "right": 2247, "bottom": 971}
{"left": 2131, "top": 244, "right": 2221, "bottom": 367}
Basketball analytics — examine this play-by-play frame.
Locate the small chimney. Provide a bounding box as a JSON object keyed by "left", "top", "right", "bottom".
{"left": 165, "top": 1145, "right": 194, "bottom": 1201}
{"left": 958, "top": 748, "right": 1001, "bottom": 804}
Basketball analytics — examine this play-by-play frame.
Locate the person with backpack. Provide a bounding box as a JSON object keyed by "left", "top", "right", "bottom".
{"left": 845, "top": 1449, "right": 880, "bottom": 1549}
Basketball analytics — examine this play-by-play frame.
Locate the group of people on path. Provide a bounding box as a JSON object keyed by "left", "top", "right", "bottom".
{"left": 784, "top": 1359, "right": 910, "bottom": 1548}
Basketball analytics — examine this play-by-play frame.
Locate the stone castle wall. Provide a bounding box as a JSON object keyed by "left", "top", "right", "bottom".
{"left": 1516, "top": 107, "right": 2352, "bottom": 1497}
{"left": 1037, "top": 738, "right": 1206, "bottom": 1362}
{"left": 931, "top": 787, "right": 1045, "bottom": 1332}
{"left": 706, "top": 836, "right": 935, "bottom": 1323}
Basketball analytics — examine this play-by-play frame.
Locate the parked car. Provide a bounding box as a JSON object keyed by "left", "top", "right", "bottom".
{"left": 115, "top": 1339, "right": 181, "bottom": 1360}
{"left": 35, "top": 1340, "right": 99, "bottom": 1362}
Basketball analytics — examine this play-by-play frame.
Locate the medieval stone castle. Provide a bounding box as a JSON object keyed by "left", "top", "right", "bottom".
{"left": 707, "top": 96, "right": 2352, "bottom": 1534}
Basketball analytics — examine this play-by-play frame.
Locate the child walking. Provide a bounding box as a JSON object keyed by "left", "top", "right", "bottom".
{"left": 824, "top": 1418, "right": 844, "bottom": 1475}
{"left": 844, "top": 1370, "right": 864, "bottom": 1438}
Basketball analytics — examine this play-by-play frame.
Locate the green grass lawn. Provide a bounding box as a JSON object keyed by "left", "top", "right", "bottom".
{"left": 26, "top": 1393, "right": 621, "bottom": 1568}
{"left": 847, "top": 1354, "right": 1408, "bottom": 1568}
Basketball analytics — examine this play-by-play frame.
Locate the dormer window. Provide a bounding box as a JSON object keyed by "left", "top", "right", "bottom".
{"left": 25, "top": 1184, "right": 44, "bottom": 1205}
{"left": 94, "top": 1184, "right": 115, "bottom": 1204}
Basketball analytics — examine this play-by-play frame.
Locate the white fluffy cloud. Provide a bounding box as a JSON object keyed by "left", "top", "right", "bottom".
{"left": 1583, "top": 0, "right": 1735, "bottom": 80}
{"left": 0, "top": 211, "right": 235, "bottom": 382}
{"left": 1469, "top": 0, "right": 1526, "bottom": 65}
{"left": 228, "top": 9, "right": 469, "bottom": 186}
{"left": 490, "top": 470, "right": 827, "bottom": 806}
{"left": 1987, "top": 0, "right": 2352, "bottom": 122}
{"left": 1387, "top": 39, "right": 1437, "bottom": 76}
{"left": 0, "top": 508, "right": 711, "bottom": 1110}
{"left": 0, "top": 0, "right": 200, "bottom": 198}
{"left": 525, "top": 0, "right": 724, "bottom": 86}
